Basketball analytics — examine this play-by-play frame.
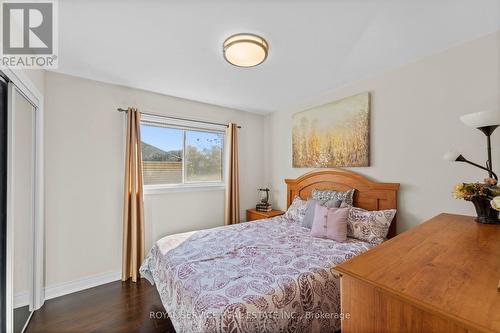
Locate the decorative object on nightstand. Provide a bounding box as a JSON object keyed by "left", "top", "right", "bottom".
{"left": 256, "top": 188, "right": 272, "bottom": 212}
{"left": 246, "top": 209, "right": 284, "bottom": 221}
{"left": 444, "top": 110, "right": 500, "bottom": 224}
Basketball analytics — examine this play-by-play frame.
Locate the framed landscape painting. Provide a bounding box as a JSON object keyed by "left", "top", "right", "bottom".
{"left": 292, "top": 92, "right": 370, "bottom": 167}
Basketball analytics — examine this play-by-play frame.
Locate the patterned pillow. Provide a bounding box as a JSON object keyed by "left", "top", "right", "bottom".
{"left": 347, "top": 207, "right": 396, "bottom": 245}
{"left": 283, "top": 196, "right": 307, "bottom": 223}
{"left": 311, "top": 188, "right": 355, "bottom": 207}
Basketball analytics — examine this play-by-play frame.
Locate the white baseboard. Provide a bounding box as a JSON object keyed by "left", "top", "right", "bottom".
{"left": 14, "top": 291, "right": 29, "bottom": 308}
{"left": 44, "top": 271, "right": 121, "bottom": 301}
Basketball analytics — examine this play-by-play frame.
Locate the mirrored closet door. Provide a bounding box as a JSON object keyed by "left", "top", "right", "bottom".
{"left": 7, "top": 82, "right": 37, "bottom": 333}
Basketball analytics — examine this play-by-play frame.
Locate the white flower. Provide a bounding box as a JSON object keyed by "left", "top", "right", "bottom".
{"left": 491, "top": 196, "right": 500, "bottom": 211}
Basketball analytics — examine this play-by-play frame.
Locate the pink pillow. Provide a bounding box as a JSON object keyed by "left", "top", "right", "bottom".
{"left": 310, "top": 204, "right": 349, "bottom": 242}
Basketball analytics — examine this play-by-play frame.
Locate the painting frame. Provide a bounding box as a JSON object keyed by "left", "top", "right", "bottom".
{"left": 292, "top": 92, "right": 370, "bottom": 168}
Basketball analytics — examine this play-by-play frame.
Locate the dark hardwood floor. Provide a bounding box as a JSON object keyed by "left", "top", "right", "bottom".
{"left": 26, "top": 279, "right": 176, "bottom": 333}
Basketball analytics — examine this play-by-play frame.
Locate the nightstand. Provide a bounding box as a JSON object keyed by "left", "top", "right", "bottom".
{"left": 246, "top": 209, "right": 285, "bottom": 221}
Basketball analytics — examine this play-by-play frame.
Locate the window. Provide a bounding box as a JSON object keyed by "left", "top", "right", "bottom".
{"left": 140, "top": 114, "right": 225, "bottom": 190}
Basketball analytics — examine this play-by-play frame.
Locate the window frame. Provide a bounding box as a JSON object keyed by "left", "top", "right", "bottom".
{"left": 140, "top": 114, "right": 226, "bottom": 194}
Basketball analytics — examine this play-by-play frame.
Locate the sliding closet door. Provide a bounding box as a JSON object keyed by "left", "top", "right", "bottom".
{"left": 0, "top": 76, "right": 8, "bottom": 333}
{"left": 8, "top": 84, "right": 36, "bottom": 333}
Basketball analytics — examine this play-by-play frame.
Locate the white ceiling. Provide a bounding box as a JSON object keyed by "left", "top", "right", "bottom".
{"left": 55, "top": 0, "right": 500, "bottom": 114}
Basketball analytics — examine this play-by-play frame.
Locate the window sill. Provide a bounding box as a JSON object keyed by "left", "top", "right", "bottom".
{"left": 144, "top": 183, "right": 225, "bottom": 195}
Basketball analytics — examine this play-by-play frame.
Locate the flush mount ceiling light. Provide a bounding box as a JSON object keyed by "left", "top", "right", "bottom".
{"left": 223, "top": 33, "right": 268, "bottom": 67}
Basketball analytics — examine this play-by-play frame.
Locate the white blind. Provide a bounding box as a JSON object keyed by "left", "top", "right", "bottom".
{"left": 140, "top": 113, "right": 226, "bottom": 133}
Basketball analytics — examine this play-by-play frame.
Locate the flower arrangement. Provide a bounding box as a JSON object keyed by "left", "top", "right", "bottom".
{"left": 453, "top": 181, "right": 500, "bottom": 201}
{"left": 453, "top": 178, "right": 500, "bottom": 223}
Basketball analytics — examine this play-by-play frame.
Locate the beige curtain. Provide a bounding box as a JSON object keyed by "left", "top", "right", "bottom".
{"left": 122, "top": 107, "right": 145, "bottom": 282}
{"left": 224, "top": 123, "right": 240, "bottom": 225}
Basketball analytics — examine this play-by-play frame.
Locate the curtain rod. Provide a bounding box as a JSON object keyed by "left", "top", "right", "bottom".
{"left": 117, "top": 108, "right": 241, "bottom": 128}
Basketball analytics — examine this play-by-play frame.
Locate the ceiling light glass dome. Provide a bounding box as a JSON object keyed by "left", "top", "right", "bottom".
{"left": 223, "top": 33, "right": 268, "bottom": 67}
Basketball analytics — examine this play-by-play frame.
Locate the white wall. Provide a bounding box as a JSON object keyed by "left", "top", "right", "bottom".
{"left": 44, "top": 72, "right": 265, "bottom": 286}
{"left": 12, "top": 69, "right": 45, "bottom": 96}
{"left": 264, "top": 30, "right": 500, "bottom": 232}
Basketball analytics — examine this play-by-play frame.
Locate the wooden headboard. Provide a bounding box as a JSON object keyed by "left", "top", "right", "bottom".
{"left": 285, "top": 169, "right": 400, "bottom": 238}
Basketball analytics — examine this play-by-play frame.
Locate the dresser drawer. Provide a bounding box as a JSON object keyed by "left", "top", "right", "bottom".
{"left": 246, "top": 209, "right": 284, "bottom": 221}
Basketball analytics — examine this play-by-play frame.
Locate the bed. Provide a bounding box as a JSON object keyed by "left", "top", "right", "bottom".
{"left": 140, "top": 170, "right": 399, "bottom": 333}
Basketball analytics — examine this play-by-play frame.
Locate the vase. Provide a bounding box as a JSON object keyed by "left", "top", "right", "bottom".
{"left": 471, "top": 197, "right": 500, "bottom": 224}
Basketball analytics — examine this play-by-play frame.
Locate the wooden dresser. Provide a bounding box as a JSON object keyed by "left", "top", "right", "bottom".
{"left": 334, "top": 213, "right": 500, "bottom": 333}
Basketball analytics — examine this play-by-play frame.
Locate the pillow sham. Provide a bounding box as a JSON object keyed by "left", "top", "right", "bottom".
{"left": 347, "top": 207, "right": 396, "bottom": 245}
{"left": 311, "top": 188, "right": 355, "bottom": 207}
{"left": 301, "top": 198, "right": 341, "bottom": 229}
{"left": 310, "top": 205, "right": 349, "bottom": 242}
{"left": 283, "top": 196, "right": 307, "bottom": 223}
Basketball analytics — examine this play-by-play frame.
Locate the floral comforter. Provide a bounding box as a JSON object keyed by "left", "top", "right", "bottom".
{"left": 140, "top": 216, "right": 374, "bottom": 333}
